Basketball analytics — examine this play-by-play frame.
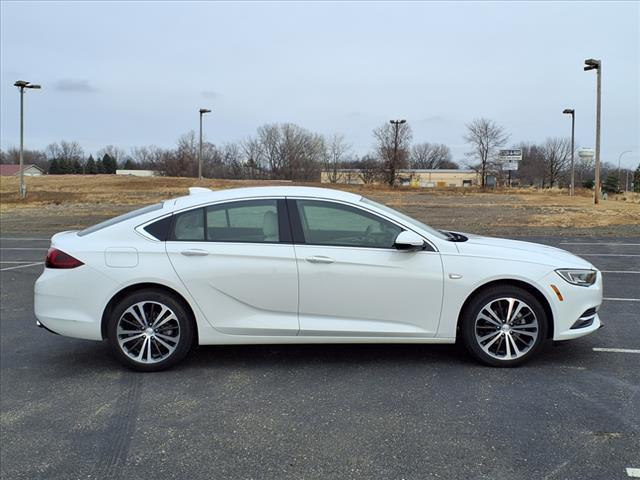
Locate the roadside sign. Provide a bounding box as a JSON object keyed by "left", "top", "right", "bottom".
{"left": 498, "top": 149, "right": 522, "bottom": 171}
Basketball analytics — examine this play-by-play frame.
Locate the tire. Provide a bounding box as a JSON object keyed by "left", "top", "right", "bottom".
{"left": 106, "top": 289, "right": 195, "bottom": 372}
{"left": 460, "top": 285, "right": 548, "bottom": 367}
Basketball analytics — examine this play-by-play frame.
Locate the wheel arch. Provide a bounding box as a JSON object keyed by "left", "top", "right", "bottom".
{"left": 456, "top": 279, "right": 554, "bottom": 339}
{"left": 101, "top": 282, "right": 199, "bottom": 344}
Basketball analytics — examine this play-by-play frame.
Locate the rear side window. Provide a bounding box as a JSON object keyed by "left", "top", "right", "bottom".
{"left": 78, "top": 203, "right": 164, "bottom": 236}
{"left": 173, "top": 208, "right": 205, "bottom": 241}
{"left": 206, "top": 200, "right": 280, "bottom": 243}
{"left": 170, "top": 200, "right": 289, "bottom": 243}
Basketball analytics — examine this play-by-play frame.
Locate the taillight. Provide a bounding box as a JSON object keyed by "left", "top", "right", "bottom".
{"left": 45, "top": 248, "right": 84, "bottom": 269}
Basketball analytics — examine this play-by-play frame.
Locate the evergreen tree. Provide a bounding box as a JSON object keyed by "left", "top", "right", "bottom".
{"left": 102, "top": 154, "right": 116, "bottom": 174}
{"left": 603, "top": 172, "right": 619, "bottom": 194}
{"left": 96, "top": 158, "right": 105, "bottom": 174}
{"left": 123, "top": 159, "right": 136, "bottom": 170}
{"left": 86, "top": 155, "right": 97, "bottom": 174}
{"left": 49, "top": 158, "right": 59, "bottom": 174}
{"left": 73, "top": 159, "right": 82, "bottom": 174}
{"left": 633, "top": 163, "right": 640, "bottom": 193}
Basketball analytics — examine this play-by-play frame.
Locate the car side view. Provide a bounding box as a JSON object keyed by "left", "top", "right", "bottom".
{"left": 34, "top": 186, "right": 603, "bottom": 371}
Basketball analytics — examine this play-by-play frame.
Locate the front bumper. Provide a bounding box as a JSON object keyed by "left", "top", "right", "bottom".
{"left": 540, "top": 270, "right": 604, "bottom": 341}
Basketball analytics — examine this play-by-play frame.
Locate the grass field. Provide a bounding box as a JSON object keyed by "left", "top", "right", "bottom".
{"left": 1, "top": 175, "right": 639, "bottom": 236}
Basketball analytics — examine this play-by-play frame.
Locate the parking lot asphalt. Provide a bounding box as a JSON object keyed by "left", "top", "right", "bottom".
{"left": 1, "top": 234, "right": 639, "bottom": 480}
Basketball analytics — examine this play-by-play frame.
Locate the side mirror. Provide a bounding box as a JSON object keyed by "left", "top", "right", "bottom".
{"left": 394, "top": 230, "right": 425, "bottom": 251}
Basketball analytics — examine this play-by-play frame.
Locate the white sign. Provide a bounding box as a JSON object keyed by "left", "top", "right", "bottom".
{"left": 498, "top": 149, "right": 522, "bottom": 171}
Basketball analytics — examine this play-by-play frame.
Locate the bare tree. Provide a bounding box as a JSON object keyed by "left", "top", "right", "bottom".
{"left": 463, "top": 118, "right": 509, "bottom": 187}
{"left": 97, "top": 145, "right": 127, "bottom": 168}
{"left": 373, "top": 121, "right": 412, "bottom": 186}
{"left": 542, "top": 137, "right": 571, "bottom": 188}
{"left": 354, "top": 154, "right": 381, "bottom": 184}
{"left": 323, "top": 133, "right": 351, "bottom": 183}
{"left": 410, "top": 142, "right": 453, "bottom": 169}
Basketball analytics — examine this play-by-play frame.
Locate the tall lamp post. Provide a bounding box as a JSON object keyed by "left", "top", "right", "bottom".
{"left": 14, "top": 80, "right": 41, "bottom": 198}
{"left": 617, "top": 150, "right": 632, "bottom": 192}
{"left": 562, "top": 108, "right": 575, "bottom": 196}
{"left": 198, "top": 108, "right": 211, "bottom": 180}
{"left": 584, "top": 58, "right": 601, "bottom": 204}
{"left": 389, "top": 119, "right": 406, "bottom": 186}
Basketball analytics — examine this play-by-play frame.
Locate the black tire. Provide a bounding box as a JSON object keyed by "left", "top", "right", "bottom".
{"left": 460, "top": 285, "right": 548, "bottom": 367}
{"left": 107, "top": 289, "right": 195, "bottom": 372}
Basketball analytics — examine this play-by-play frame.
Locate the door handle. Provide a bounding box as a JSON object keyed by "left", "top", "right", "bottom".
{"left": 306, "top": 255, "right": 334, "bottom": 264}
{"left": 180, "top": 249, "right": 208, "bottom": 257}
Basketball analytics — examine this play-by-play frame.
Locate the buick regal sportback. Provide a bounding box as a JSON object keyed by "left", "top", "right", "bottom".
{"left": 35, "top": 186, "right": 602, "bottom": 371}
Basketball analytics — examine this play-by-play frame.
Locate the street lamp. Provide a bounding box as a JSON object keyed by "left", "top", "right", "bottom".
{"left": 617, "top": 150, "right": 632, "bottom": 192}
{"left": 562, "top": 108, "right": 575, "bottom": 196}
{"left": 14, "top": 80, "right": 41, "bottom": 198}
{"left": 198, "top": 108, "right": 212, "bottom": 180}
{"left": 389, "top": 120, "right": 407, "bottom": 187}
{"left": 584, "top": 58, "right": 602, "bottom": 204}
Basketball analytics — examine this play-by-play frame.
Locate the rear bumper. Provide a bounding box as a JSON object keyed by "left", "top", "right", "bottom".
{"left": 34, "top": 266, "right": 116, "bottom": 341}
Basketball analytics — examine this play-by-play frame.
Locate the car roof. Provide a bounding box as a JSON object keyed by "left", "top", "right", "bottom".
{"left": 168, "top": 186, "right": 363, "bottom": 210}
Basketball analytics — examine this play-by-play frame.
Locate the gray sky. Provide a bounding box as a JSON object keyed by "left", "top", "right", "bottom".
{"left": 1, "top": 1, "right": 639, "bottom": 168}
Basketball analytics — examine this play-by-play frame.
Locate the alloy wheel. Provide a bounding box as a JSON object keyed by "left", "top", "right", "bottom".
{"left": 474, "top": 297, "right": 539, "bottom": 361}
{"left": 116, "top": 301, "right": 181, "bottom": 364}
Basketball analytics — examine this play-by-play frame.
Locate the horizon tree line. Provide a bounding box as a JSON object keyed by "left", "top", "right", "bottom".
{"left": 1, "top": 119, "right": 638, "bottom": 192}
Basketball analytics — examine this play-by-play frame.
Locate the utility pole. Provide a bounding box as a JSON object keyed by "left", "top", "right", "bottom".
{"left": 562, "top": 109, "right": 575, "bottom": 196}
{"left": 198, "top": 108, "right": 211, "bottom": 180}
{"left": 584, "top": 59, "right": 601, "bottom": 204}
{"left": 389, "top": 119, "right": 406, "bottom": 187}
{"left": 13, "top": 80, "right": 41, "bottom": 198}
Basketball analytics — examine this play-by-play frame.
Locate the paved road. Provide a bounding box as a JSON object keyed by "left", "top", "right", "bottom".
{"left": 1, "top": 234, "right": 639, "bottom": 480}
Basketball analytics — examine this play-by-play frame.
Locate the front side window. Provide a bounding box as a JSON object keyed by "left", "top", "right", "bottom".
{"left": 296, "top": 200, "right": 402, "bottom": 248}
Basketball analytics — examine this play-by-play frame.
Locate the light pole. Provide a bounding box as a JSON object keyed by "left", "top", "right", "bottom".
{"left": 617, "top": 150, "right": 632, "bottom": 192}
{"left": 389, "top": 119, "right": 406, "bottom": 187}
{"left": 14, "top": 80, "right": 41, "bottom": 198}
{"left": 584, "top": 58, "right": 601, "bottom": 204}
{"left": 198, "top": 108, "right": 211, "bottom": 180}
{"left": 562, "top": 109, "right": 575, "bottom": 196}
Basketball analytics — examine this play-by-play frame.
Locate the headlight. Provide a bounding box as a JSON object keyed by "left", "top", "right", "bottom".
{"left": 555, "top": 269, "right": 597, "bottom": 287}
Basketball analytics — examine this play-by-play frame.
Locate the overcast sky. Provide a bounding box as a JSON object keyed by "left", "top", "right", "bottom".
{"left": 1, "top": 1, "right": 639, "bottom": 168}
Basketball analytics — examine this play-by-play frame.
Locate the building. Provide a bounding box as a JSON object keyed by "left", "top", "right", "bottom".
{"left": 321, "top": 169, "right": 480, "bottom": 187}
{"left": 115, "top": 169, "right": 159, "bottom": 177}
{"left": 0, "top": 164, "right": 45, "bottom": 177}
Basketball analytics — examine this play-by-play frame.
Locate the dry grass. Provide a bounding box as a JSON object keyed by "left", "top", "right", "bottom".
{"left": 1, "top": 175, "right": 639, "bottom": 232}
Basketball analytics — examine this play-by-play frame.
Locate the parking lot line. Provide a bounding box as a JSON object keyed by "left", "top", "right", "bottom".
{"left": 627, "top": 468, "right": 640, "bottom": 478}
{"left": 560, "top": 242, "right": 640, "bottom": 246}
{"left": 0, "top": 262, "right": 44, "bottom": 272}
{"left": 604, "top": 297, "right": 640, "bottom": 302}
{"left": 0, "top": 261, "right": 42, "bottom": 264}
{"left": 0, "top": 247, "right": 48, "bottom": 250}
{"left": 593, "top": 348, "right": 640, "bottom": 354}
{"left": 601, "top": 271, "right": 640, "bottom": 274}
{"left": 578, "top": 254, "right": 640, "bottom": 257}
{"left": 0, "top": 237, "right": 49, "bottom": 241}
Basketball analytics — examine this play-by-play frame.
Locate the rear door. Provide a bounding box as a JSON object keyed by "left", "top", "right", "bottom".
{"left": 290, "top": 198, "right": 444, "bottom": 337}
{"left": 165, "top": 198, "right": 299, "bottom": 336}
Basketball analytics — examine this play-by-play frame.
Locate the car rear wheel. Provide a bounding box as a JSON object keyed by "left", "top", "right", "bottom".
{"left": 107, "top": 289, "right": 195, "bottom": 372}
{"left": 460, "top": 286, "right": 548, "bottom": 367}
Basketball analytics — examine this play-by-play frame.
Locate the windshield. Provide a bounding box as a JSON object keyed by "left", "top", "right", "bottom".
{"left": 78, "top": 203, "right": 164, "bottom": 236}
{"left": 360, "top": 197, "right": 449, "bottom": 241}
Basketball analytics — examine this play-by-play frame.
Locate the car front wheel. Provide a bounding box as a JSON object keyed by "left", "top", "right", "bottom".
{"left": 107, "top": 289, "right": 195, "bottom": 372}
{"left": 460, "top": 286, "right": 548, "bottom": 367}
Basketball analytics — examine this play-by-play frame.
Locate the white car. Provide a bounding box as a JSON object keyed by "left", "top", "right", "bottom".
{"left": 34, "top": 186, "right": 602, "bottom": 371}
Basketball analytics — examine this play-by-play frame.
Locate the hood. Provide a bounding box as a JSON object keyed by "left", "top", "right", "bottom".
{"left": 454, "top": 233, "right": 595, "bottom": 269}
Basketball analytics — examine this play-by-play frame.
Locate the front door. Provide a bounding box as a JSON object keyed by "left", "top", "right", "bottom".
{"left": 290, "top": 199, "right": 444, "bottom": 337}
